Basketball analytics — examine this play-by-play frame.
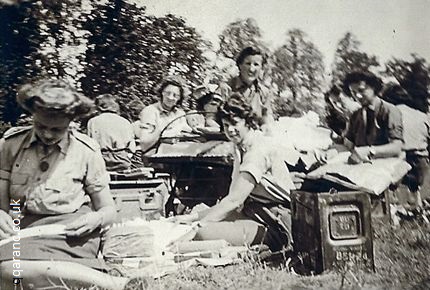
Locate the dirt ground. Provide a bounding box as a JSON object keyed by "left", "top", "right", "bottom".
{"left": 143, "top": 217, "right": 430, "bottom": 290}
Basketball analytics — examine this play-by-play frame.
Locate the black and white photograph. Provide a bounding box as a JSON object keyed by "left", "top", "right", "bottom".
{"left": 0, "top": 0, "right": 430, "bottom": 289}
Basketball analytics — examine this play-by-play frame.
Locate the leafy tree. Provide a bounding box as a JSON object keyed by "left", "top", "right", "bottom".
{"left": 331, "top": 32, "right": 379, "bottom": 84}
{"left": 384, "top": 54, "right": 430, "bottom": 112}
{"left": 271, "top": 29, "right": 325, "bottom": 117}
{"left": 0, "top": 1, "right": 41, "bottom": 124}
{"left": 218, "top": 18, "right": 267, "bottom": 60}
{"left": 35, "top": 0, "right": 94, "bottom": 87}
{"left": 81, "top": 0, "right": 208, "bottom": 120}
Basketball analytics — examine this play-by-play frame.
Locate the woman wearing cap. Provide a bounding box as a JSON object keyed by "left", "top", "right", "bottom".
{"left": 187, "top": 85, "right": 224, "bottom": 134}
{"left": 0, "top": 79, "right": 142, "bottom": 289}
{"left": 171, "top": 93, "right": 303, "bottom": 251}
{"left": 138, "top": 76, "right": 192, "bottom": 153}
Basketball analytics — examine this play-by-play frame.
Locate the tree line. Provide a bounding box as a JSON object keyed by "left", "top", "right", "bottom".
{"left": 1, "top": 0, "right": 429, "bottom": 133}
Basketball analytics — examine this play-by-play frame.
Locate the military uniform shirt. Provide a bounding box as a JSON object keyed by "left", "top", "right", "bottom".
{"left": 233, "top": 130, "right": 295, "bottom": 204}
{"left": 87, "top": 112, "right": 136, "bottom": 152}
{"left": 139, "top": 102, "right": 191, "bottom": 137}
{"left": 345, "top": 98, "right": 403, "bottom": 146}
{"left": 224, "top": 76, "right": 273, "bottom": 120}
{"left": 0, "top": 127, "right": 110, "bottom": 214}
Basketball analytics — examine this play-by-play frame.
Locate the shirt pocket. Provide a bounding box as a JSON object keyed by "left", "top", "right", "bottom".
{"left": 45, "top": 173, "right": 83, "bottom": 194}
{"left": 10, "top": 172, "right": 29, "bottom": 199}
{"left": 10, "top": 172, "right": 29, "bottom": 185}
{"left": 44, "top": 175, "right": 85, "bottom": 207}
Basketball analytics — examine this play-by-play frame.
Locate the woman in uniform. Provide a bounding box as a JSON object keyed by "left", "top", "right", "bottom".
{"left": 172, "top": 93, "right": 302, "bottom": 251}
{"left": 0, "top": 79, "right": 143, "bottom": 289}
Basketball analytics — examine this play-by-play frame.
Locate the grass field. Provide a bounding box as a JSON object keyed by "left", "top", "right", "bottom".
{"left": 138, "top": 217, "right": 430, "bottom": 290}
{"left": 36, "top": 214, "right": 430, "bottom": 290}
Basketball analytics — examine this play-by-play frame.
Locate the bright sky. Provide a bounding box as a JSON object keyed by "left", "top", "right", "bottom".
{"left": 134, "top": 0, "right": 430, "bottom": 68}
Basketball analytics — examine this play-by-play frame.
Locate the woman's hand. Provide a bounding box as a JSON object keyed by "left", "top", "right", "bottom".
{"left": 167, "top": 212, "right": 199, "bottom": 224}
{"left": 0, "top": 210, "right": 15, "bottom": 239}
{"left": 291, "top": 172, "right": 306, "bottom": 189}
{"left": 64, "top": 211, "right": 103, "bottom": 237}
{"left": 348, "top": 146, "right": 371, "bottom": 164}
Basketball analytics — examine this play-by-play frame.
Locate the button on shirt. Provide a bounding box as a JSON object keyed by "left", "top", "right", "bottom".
{"left": 232, "top": 130, "right": 295, "bottom": 204}
{"left": 139, "top": 102, "right": 191, "bottom": 137}
{"left": 0, "top": 129, "right": 110, "bottom": 214}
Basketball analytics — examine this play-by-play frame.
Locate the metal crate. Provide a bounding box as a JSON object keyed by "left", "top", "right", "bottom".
{"left": 109, "top": 179, "right": 168, "bottom": 221}
{"left": 291, "top": 190, "right": 374, "bottom": 274}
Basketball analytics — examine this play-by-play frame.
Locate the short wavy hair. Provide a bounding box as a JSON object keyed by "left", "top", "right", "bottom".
{"left": 95, "top": 93, "right": 120, "bottom": 113}
{"left": 342, "top": 71, "right": 383, "bottom": 96}
{"left": 17, "top": 79, "right": 94, "bottom": 118}
{"left": 219, "top": 92, "right": 262, "bottom": 130}
{"left": 236, "top": 46, "right": 267, "bottom": 66}
{"left": 157, "top": 75, "right": 186, "bottom": 107}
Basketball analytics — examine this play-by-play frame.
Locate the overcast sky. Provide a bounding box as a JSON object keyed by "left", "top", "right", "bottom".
{"left": 134, "top": 0, "right": 430, "bottom": 68}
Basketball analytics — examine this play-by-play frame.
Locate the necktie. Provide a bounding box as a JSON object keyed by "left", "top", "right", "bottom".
{"left": 39, "top": 144, "right": 54, "bottom": 172}
{"left": 365, "top": 108, "right": 375, "bottom": 144}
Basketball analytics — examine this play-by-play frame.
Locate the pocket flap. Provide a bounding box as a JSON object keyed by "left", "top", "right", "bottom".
{"left": 10, "top": 172, "right": 29, "bottom": 185}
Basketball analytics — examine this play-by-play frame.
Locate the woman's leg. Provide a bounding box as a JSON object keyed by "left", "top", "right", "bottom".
{"left": 195, "top": 219, "right": 266, "bottom": 246}
{"left": 0, "top": 260, "right": 130, "bottom": 290}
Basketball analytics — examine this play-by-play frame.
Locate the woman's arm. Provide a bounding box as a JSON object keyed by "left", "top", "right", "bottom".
{"left": 65, "top": 147, "right": 116, "bottom": 237}
{"left": 0, "top": 180, "right": 14, "bottom": 239}
{"left": 139, "top": 125, "right": 162, "bottom": 152}
{"left": 139, "top": 106, "right": 163, "bottom": 152}
{"left": 199, "top": 172, "right": 256, "bottom": 222}
{"left": 65, "top": 188, "right": 116, "bottom": 237}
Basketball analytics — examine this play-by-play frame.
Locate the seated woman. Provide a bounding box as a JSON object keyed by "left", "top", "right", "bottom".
{"left": 87, "top": 94, "right": 136, "bottom": 171}
{"left": 186, "top": 85, "right": 224, "bottom": 134}
{"left": 172, "top": 93, "right": 302, "bottom": 251}
{"left": 138, "top": 76, "right": 192, "bottom": 153}
{"left": 0, "top": 79, "right": 143, "bottom": 290}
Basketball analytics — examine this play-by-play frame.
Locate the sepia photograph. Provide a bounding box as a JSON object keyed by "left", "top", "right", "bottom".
{"left": 0, "top": 0, "right": 429, "bottom": 289}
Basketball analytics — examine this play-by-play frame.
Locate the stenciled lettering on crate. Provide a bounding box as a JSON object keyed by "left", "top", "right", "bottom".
{"left": 291, "top": 190, "right": 374, "bottom": 274}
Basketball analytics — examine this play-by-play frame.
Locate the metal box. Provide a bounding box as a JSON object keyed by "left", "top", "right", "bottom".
{"left": 109, "top": 179, "right": 168, "bottom": 222}
{"left": 291, "top": 190, "right": 374, "bottom": 274}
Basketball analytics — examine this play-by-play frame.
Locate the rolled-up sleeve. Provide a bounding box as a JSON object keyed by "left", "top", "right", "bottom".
{"left": 0, "top": 138, "right": 12, "bottom": 181}
{"left": 239, "top": 147, "right": 270, "bottom": 184}
{"left": 139, "top": 105, "right": 158, "bottom": 133}
{"left": 84, "top": 149, "right": 110, "bottom": 196}
{"left": 388, "top": 106, "right": 403, "bottom": 142}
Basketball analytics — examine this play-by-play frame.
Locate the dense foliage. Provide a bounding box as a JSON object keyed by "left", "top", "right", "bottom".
{"left": 0, "top": 2, "right": 429, "bottom": 134}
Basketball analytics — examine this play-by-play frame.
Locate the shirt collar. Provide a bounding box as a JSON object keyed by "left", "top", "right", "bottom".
{"left": 24, "top": 129, "right": 70, "bottom": 155}
{"left": 156, "top": 101, "right": 178, "bottom": 116}
{"left": 367, "top": 96, "right": 382, "bottom": 111}
{"left": 239, "top": 129, "right": 262, "bottom": 153}
{"left": 230, "top": 76, "right": 259, "bottom": 91}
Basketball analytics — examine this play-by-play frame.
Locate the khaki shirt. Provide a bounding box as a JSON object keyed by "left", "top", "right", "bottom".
{"left": 345, "top": 98, "right": 403, "bottom": 146}
{"left": 223, "top": 76, "right": 273, "bottom": 121}
{"left": 0, "top": 127, "right": 110, "bottom": 214}
{"left": 87, "top": 112, "right": 136, "bottom": 152}
{"left": 139, "top": 102, "right": 191, "bottom": 137}
{"left": 232, "top": 130, "right": 295, "bottom": 204}
{"left": 397, "top": 104, "right": 430, "bottom": 156}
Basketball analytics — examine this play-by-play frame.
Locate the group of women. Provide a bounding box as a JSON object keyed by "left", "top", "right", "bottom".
{"left": 0, "top": 46, "right": 299, "bottom": 289}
